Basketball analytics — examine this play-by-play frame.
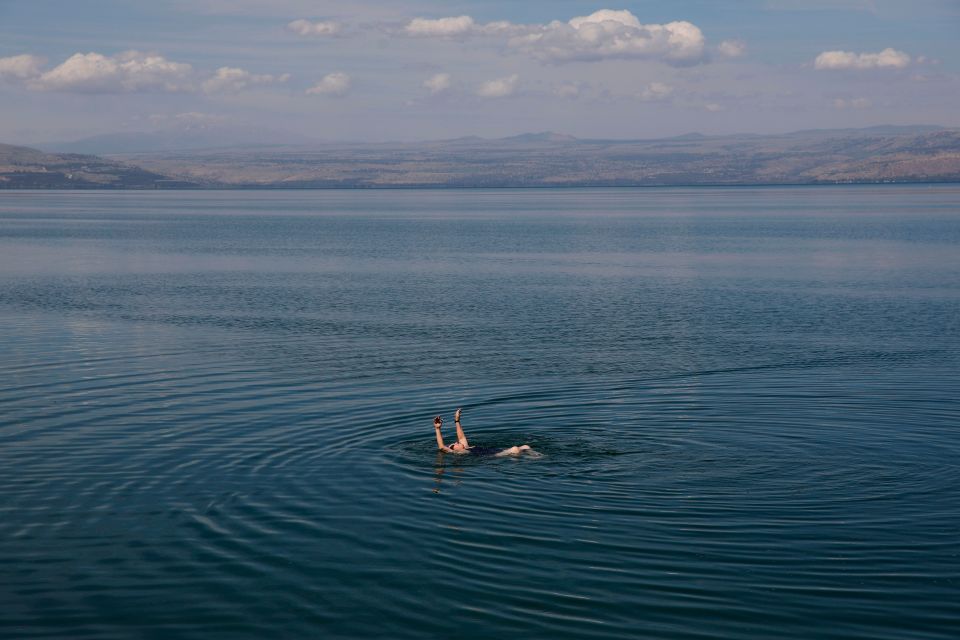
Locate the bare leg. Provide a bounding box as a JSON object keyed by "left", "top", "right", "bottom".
{"left": 495, "top": 444, "right": 537, "bottom": 457}
{"left": 454, "top": 408, "right": 469, "bottom": 448}
{"left": 494, "top": 445, "right": 523, "bottom": 457}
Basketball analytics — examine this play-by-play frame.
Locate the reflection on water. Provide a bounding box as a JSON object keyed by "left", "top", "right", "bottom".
{"left": 432, "top": 452, "right": 462, "bottom": 494}
{"left": 1, "top": 187, "right": 959, "bottom": 640}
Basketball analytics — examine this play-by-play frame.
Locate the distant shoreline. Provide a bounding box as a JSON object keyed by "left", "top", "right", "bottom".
{"left": 3, "top": 180, "right": 960, "bottom": 192}
{"left": 5, "top": 127, "right": 959, "bottom": 190}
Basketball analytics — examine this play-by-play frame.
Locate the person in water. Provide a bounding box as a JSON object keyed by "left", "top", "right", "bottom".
{"left": 433, "top": 408, "right": 533, "bottom": 456}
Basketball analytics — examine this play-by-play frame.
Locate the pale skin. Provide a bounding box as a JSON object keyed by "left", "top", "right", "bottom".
{"left": 434, "top": 408, "right": 532, "bottom": 457}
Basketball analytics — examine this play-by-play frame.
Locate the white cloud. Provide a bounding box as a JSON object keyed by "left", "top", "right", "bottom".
{"left": 403, "top": 15, "right": 528, "bottom": 38}
{"left": 306, "top": 72, "right": 351, "bottom": 96}
{"left": 510, "top": 10, "right": 706, "bottom": 65}
{"left": 203, "top": 66, "right": 289, "bottom": 93}
{"left": 705, "top": 103, "right": 723, "bottom": 112}
{"left": 718, "top": 40, "right": 746, "bottom": 58}
{"left": 639, "top": 82, "right": 674, "bottom": 101}
{"left": 814, "top": 48, "right": 911, "bottom": 70}
{"left": 477, "top": 74, "right": 519, "bottom": 98}
{"left": 401, "top": 10, "right": 707, "bottom": 66}
{"left": 0, "top": 54, "right": 46, "bottom": 81}
{"left": 405, "top": 15, "right": 476, "bottom": 37}
{"left": 477, "top": 21, "right": 530, "bottom": 37}
{"left": 287, "top": 19, "right": 342, "bottom": 37}
{"left": 29, "top": 51, "right": 193, "bottom": 93}
{"left": 833, "top": 97, "right": 872, "bottom": 109}
{"left": 3, "top": 52, "right": 291, "bottom": 97}
{"left": 423, "top": 73, "right": 451, "bottom": 94}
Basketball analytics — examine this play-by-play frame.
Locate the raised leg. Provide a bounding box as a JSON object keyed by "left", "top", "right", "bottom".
{"left": 454, "top": 407, "right": 469, "bottom": 447}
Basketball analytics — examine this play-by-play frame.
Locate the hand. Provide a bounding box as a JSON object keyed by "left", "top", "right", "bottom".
{"left": 434, "top": 416, "right": 443, "bottom": 429}
{"left": 454, "top": 408, "right": 462, "bottom": 422}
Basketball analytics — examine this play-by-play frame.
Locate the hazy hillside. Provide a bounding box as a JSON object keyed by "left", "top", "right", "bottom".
{"left": 111, "top": 127, "right": 960, "bottom": 188}
{"left": 6, "top": 126, "right": 960, "bottom": 189}
{"left": 0, "top": 143, "right": 194, "bottom": 189}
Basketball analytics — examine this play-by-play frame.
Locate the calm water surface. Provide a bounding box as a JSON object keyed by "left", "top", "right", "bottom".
{"left": 1, "top": 187, "right": 958, "bottom": 639}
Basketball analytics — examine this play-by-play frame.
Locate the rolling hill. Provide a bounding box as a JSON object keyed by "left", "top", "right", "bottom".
{"left": 0, "top": 143, "right": 196, "bottom": 189}
{"left": 5, "top": 126, "right": 960, "bottom": 189}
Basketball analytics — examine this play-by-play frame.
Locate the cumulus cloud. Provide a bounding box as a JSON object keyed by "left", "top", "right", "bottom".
{"left": 639, "top": 82, "right": 673, "bottom": 101}
{"left": 403, "top": 15, "right": 528, "bottom": 38}
{"left": 203, "top": 66, "right": 290, "bottom": 93}
{"left": 718, "top": 40, "right": 746, "bottom": 58}
{"left": 2, "top": 52, "right": 292, "bottom": 96}
{"left": 306, "top": 72, "right": 351, "bottom": 96}
{"left": 405, "top": 15, "right": 475, "bottom": 37}
{"left": 29, "top": 51, "right": 193, "bottom": 93}
{"left": 477, "top": 74, "right": 519, "bottom": 98}
{"left": 423, "top": 72, "right": 451, "bottom": 94}
{"left": 814, "top": 48, "right": 911, "bottom": 70}
{"left": 0, "top": 54, "right": 46, "bottom": 81}
{"left": 833, "top": 97, "right": 872, "bottom": 109}
{"left": 287, "top": 19, "right": 342, "bottom": 36}
{"left": 513, "top": 10, "right": 706, "bottom": 65}
{"left": 401, "top": 10, "right": 707, "bottom": 66}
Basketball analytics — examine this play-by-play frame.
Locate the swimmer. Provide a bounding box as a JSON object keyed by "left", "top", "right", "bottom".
{"left": 433, "top": 408, "right": 534, "bottom": 457}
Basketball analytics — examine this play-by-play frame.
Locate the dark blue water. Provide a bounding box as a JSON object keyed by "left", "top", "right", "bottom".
{"left": 1, "top": 187, "right": 958, "bottom": 639}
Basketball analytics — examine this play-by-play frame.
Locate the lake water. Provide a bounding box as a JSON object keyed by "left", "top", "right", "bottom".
{"left": 1, "top": 187, "right": 958, "bottom": 639}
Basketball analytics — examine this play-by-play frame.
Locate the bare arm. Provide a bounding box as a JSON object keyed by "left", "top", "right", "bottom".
{"left": 454, "top": 408, "right": 469, "bottom": 447}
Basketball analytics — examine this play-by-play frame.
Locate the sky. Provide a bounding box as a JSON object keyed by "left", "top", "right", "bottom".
{"left": 1, "top": 0, "right": 958, "bottom": 144}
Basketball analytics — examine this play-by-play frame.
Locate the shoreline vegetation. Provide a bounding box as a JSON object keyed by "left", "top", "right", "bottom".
{"left": 3, "top": 125, "right": 959, "bottom": 190}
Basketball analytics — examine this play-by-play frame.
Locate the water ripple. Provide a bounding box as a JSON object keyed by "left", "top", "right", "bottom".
{"left": 3, "top": 188, "right": 960, "bottom": 639}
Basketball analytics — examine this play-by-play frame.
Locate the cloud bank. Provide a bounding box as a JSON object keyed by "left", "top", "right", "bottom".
{"left": 814, "top": 48, "right": 910, "bottom": 70}
{"left": 402, "top": 9, "right": 707, "bottom": 66}
{"left": 0, "top": 52, "right": 294, "bottom": 95}
{"left": 29, "top": 51, "right": 193, "bottom": 93}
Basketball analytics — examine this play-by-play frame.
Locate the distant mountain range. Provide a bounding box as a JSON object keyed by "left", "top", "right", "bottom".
{"left": 4, "top": 126, "right": 960, "bottom": 189}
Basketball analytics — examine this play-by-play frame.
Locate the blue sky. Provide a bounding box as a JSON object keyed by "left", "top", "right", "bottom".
{"left": 1, "top": 0, "right": 958, "bottom": 144}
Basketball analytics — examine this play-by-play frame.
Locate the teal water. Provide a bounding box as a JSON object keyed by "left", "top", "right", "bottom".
{"left": 1, "top": 187, "right": 958, "bottom": 639}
